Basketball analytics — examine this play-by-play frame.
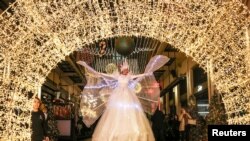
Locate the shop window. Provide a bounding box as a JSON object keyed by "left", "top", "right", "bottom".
{"left": 193, "top": 66, "right": 209, "bottom": 117}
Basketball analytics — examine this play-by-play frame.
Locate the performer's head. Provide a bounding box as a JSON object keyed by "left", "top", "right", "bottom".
{"left": 120, "top": 59, "right": 129, "bottom": 75}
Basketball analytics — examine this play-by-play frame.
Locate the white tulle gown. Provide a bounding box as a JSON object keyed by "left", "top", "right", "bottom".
{"left": 92, "top": 74, "right": 154, "bottom": 141}
{"left": 77, "top": 55, "right": 169, "bottom": 141}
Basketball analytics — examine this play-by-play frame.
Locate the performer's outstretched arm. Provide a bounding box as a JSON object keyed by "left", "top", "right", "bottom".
{"left": 77, "top": 61, "right": 117, "bottom": 79}
{"left": 131, "top": 73, "right": 152, "bottom": 79}
{"left": 99, "top": 72, "right": 118, "bottom": 79}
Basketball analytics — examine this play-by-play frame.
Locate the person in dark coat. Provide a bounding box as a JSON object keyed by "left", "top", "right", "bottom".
{"left": 151, "top": 107, "right": 166, "bottom": 141}
{"left": 31, "top": 97, "right": 49, "bottom": 141}
{"left": 166, "top": 114, "right": 179, "bottom": 141}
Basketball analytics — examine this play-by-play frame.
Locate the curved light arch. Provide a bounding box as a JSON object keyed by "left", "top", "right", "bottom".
{"left": 0, "top": 0, "right": 249, "bottom": 140}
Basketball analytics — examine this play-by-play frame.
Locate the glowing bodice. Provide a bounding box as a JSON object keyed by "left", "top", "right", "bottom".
{"left": 117, "top": 75, "right": 130, "bottom": 87}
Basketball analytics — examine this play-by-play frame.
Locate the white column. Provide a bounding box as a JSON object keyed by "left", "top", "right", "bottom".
{"left": 174, "top": 85, "right": 181, "bottom": 115}
{"left": 186, "top": 58, "right": 194, "bottom": 106}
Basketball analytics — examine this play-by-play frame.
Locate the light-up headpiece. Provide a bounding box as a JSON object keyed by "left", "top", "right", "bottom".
{"left": 120, "top": 59, "right": 129, "bottom": 71}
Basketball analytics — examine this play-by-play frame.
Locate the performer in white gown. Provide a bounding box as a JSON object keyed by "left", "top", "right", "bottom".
{"left": 77, "top": 55, "right": 169, "bottom": 141}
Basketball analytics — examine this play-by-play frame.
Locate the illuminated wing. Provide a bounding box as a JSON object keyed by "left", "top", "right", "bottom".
{"left": 133, "top": 55, "right": 169, "bottom": 114}
{"left": 77, "top": 61, "right": 117, "bottom": 127}
{"left": 129, "top": 75, "right": 160, "bottom": 115}
{"left": 144, "top": 55, "right": 170, "bottom": 73}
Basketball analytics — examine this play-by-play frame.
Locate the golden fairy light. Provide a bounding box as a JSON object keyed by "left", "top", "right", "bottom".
{"left": 0, "top": 0, "right": 249, "bottom": 140}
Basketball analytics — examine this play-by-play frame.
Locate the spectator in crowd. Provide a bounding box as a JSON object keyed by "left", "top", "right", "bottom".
{"left": 165, "top": 113, "right": 179, "bottom": 141}
{"left": 151, "top": 107, "right": 166, "bottom": 141}
{"left": 31, "top": 97, "right": 49, "bottom": 141}
{"left": 179, "top": 108, "right": 192, "bottom": 141}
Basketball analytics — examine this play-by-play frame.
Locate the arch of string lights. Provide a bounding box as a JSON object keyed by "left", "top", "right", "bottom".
{"left": 0, "top": 0, "right": 249, "bottom": 140}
